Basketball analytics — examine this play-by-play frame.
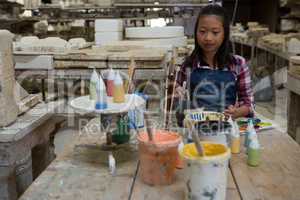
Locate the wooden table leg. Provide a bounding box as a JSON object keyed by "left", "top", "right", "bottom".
{"left": 0, "top": 166, "right": 18, "bottom": 200}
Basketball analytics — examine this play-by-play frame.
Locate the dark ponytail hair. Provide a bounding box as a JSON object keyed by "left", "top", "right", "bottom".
{"left": 190, "top": 4, "right": 234, "bottom": 69}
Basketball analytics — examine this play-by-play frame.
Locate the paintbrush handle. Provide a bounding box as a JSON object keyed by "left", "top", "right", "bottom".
{"left": 144, "top": 113, "right": 153, "bottom": 141}
{"left": 127, "top": 58, "right": 136, "bottom": 93}
{"left": 191, "top": 127, "right": 205, "bottom": 157}
{"left": 181, "top": 81, "right": 187, "bottom": 100}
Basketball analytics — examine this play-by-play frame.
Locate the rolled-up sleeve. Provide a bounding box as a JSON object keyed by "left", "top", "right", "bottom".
{"left": 236, "top": 57, "right": 254, "bottom": 113}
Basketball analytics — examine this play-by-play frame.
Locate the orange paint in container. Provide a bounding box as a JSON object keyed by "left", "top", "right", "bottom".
{"left": 137, "top": 129, "right": 181, "bottom": 185}
{"left": 113, "top": 71, "right": 125, "bottom": 103}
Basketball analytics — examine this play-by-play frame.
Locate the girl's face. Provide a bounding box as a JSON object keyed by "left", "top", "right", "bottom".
{"left": 196, "top": 15, "right": 224, "bottom": 56}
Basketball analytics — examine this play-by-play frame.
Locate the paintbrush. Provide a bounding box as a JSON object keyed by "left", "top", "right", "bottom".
{"left": 190, "top": 126, "right": 205, "bottom": 157}
{"left": 181, "top": 81, "right": 187, "bottom": 99}
{"left": 168, "top": 66, "right": 181, "bottom": 129}
{"left": 126, "top": 57, "right": 136, "bottom": 94}
{"left": 163, "top": 57, "right": 172, "bottom": 129}
{"left": 144, "top": 113, "right": 154, "bottom": 141}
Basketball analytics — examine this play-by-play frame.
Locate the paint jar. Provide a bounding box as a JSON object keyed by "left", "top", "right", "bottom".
{"left": 247, "top": 139, "right": 260, "bottom": 167}
{"left": 112, "top": 117, "right": 130, "bottom": 144}
{"left": 95, "top": 74, "right": 108, "bottom": 110}
{"left": 117, "top": 116, "right": 129, "bottom": 135}
{"left": 229, "top": 118, "right": 240, "bottom": 154}
{"left": 137, "top": 130, "right": 181, "bottom": 185}
{"left": 230, "top": 136, "right": 240, "bottom": 154}
{"left": 113, "top": 71, "right": 125, "bottom": 103}
{"left": 180, "top": 142, "right": 231, "bottom": 200}
{"left": 106, "top": 68, "right": 115, "bottom": 97}
{"left": 244, "top": 119, "right": 255, "bottom": 148}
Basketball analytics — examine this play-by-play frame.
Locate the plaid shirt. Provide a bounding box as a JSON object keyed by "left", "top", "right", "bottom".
{"left": 177, "top": 55, "right": 254, "bottom": 111}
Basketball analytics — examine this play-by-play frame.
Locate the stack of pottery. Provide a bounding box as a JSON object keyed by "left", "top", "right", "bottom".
{"left": 0, "top": 30, "right": 18, "bottom": 127}
{"left": 125, "top": 26, "right": 187, "bottom": 48}
{"left": 23, "top": 0, "right": 41, "bottom": 9}
{"left": 289, "top": 56, "right": 300, "bottom": 75}
{"left": 95, "top": 19, "right": 123, "bottom": 47}
{"left": 287, "top": 38, "right": 300, "bottom": 54}
{"left": 93, "top": 0, "right": 112, "bottom": 6}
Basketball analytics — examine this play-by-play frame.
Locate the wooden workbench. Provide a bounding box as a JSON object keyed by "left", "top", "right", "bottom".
{"left": 19, "top": 122, "right": 300, "bottom": 200}
{"left": 0, "top": 101, "right": 61, "bottom": 200}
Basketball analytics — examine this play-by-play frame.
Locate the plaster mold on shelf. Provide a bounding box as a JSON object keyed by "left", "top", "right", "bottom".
{"left": 287, "top": 38, "right": 300, "bottom": 54}
{"left": 95, "top": 19, "right": 123, "bottom": 32}
{"left": 67, "top": 38, "right": 87, "bottom": 49}
{"left": 125, "top": 26, "right": 184, "bottom": 39}
{"left": 281, "top": 19, "right": 297, "bottom": 32}
{"left": 0, "top": 30, "right": 18, "bottom": 127}
{"left": 95, "top": 32, "right": 123, "bottom": 47}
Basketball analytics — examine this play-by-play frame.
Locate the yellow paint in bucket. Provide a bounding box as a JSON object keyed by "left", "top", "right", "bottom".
{"left": 180, "top": 142, "right": 231, "bottom": 200}
{"left": 181, "top": 143, "right": 230, "bottom": 161}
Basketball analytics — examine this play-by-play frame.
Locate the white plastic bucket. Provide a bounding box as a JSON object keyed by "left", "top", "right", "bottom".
{"left": 180, "top": 142, "right": 231, "bottom": 200}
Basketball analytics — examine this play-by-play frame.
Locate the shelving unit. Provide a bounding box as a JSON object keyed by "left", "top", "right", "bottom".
{"left": 2, "top": 2, "right": 208, "bottom": 36}
{"left": 287, "top": 72, "right": 300, "bottom": 144}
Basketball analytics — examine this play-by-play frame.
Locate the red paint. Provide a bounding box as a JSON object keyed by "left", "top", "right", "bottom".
{"left": 106, "top": 79, "right": 114, "bottom": 97}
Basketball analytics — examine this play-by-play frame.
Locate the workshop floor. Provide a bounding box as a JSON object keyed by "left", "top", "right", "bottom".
{"left": 255, "top": 88, "right": 288, "bottom": 132}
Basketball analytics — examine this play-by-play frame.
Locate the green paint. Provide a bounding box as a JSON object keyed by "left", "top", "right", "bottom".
{"left": 116, "top": 117, "right": 129, "bottom": 135}
{"left": 257, "top": 122, "right": 272, "bottom": 127}
{"left": 112, "top": 117, "right": 130, "bottom": 144}
{"left": 247, "top": 148, "right": 260, "bottom": 167}
{"left": 89, "top": 82, "right": 97, "bottom": 100}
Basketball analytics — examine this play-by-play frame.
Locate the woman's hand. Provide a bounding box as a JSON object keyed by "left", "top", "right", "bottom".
{"left": 224, "top": 104, "right": 250, "bottom": 119}
{"left": 224, "top": 105, "right": 238, "bottom": 119}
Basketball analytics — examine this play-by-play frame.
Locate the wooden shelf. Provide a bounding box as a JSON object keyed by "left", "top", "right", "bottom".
{"left": 281, "top": 14, "right": 300, "bottom": 20}
{"left": 231, "top": 37, "right": 296, "bottom": 60}
{"left": 287, "top": 71, "right": 300, "bottom": 95}
{"left": 114, "top": 3, "right": 209, "bottom": 8}
{"left": 31, "top": 3, "right": 208, "bottom": 10}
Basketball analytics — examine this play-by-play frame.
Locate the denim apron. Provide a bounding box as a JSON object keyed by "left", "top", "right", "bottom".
{"left": 176, "top": 64, "right": 238, "bottom": 146}
{"left": 187, "top": 66, "right": 237, "bottom": 146}
{"left": 189, "top": 66, "right": 237, "bottom": 112}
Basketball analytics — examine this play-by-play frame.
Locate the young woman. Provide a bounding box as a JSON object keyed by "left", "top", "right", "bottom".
{"left": 176, "top": 4, "right": 254, "bottom": 122}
